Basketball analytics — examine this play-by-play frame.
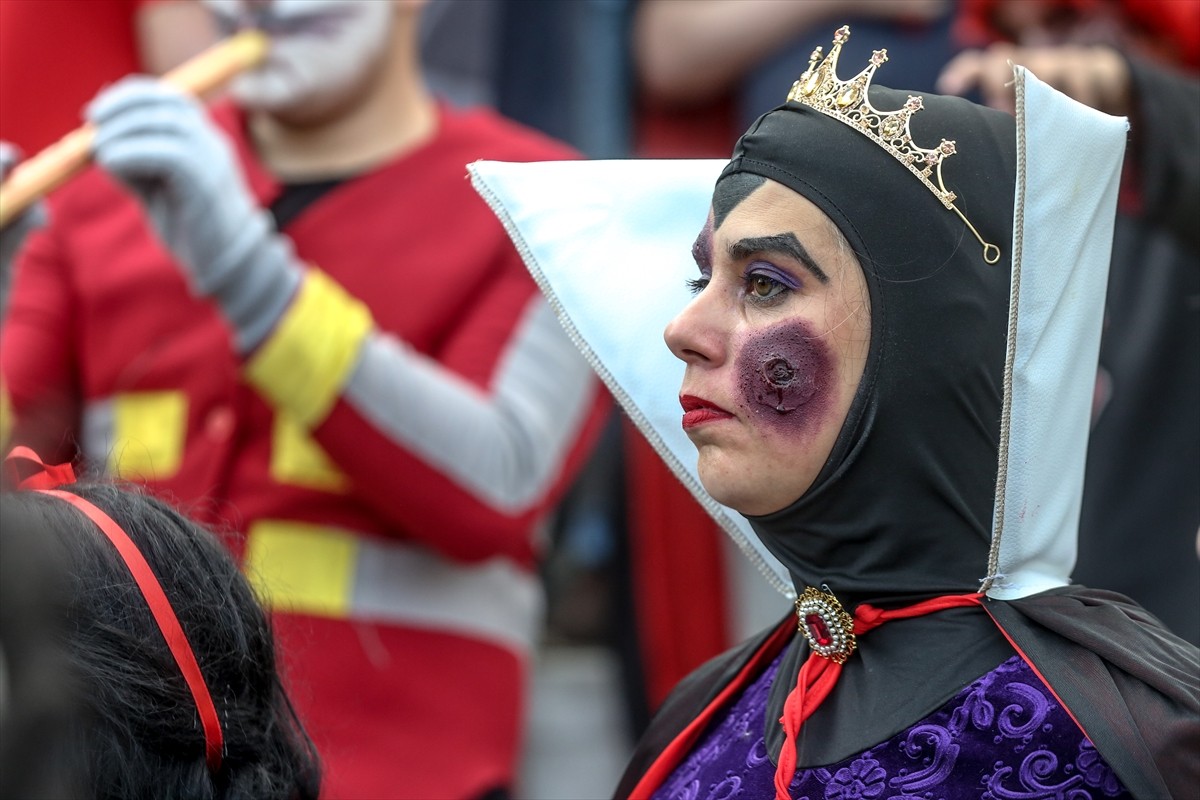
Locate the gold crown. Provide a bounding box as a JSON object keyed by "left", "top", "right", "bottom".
{"left": 788, "top": 26, "right": 1000, "bottom": 264}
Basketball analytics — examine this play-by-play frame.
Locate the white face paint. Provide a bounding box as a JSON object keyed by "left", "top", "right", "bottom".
{"left": 202, "top": 0, "right": 393, "bottom": 114}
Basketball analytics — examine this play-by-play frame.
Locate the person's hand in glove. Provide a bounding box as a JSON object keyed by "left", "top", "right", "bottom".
{"left": 87, "top": 76, "right": 301, "bottom": 353}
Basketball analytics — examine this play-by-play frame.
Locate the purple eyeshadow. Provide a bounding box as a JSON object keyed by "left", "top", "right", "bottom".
{"left": 745, "top": 260, "right": 803, "bottom": 291}
{"left": 735, "top": 319, "right": 832, "bottom": 438}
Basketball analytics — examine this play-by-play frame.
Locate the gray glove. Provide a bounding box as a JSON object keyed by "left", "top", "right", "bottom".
{"left": 87, "top": 77, "right": 301, "bottom": 353}
{"left": 0, "top": 143, "right": 48, "bottom": 319}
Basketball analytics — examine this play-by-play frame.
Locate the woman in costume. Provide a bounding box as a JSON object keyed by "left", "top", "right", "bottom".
{"left": 0, "top": 448, "right": 319, "bottom": 799}
{"left": 470, "top": 23, "right": 1198, "bottom": 800}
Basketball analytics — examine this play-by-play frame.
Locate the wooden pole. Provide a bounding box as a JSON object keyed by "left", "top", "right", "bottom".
{"left": 0, "top": 28, "right": 269, "bottom": 227}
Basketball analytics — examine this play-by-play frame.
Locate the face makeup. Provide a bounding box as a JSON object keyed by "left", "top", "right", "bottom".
{"left": 666, "top": 179, "right": 869, "bottom": 514}
{"left": 680, "top": 394, "right": 734, "bottom": 430}
{"left": 736, "top": 318, "right": 832, "bottom": 436}
{"left": 202, "top": 0, "right": 392, "bottom": 114}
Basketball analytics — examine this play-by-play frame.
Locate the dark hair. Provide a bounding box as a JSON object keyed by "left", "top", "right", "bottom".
{"left": 0, "top": 482, "right": 320, "bottom": 800}
{"left": 0, "top": 489, "right": 77, "bottom": 799}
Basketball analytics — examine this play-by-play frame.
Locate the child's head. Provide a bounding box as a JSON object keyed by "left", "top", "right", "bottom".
{"left": 0, "top": 450, "right": 319, "bottom": 799}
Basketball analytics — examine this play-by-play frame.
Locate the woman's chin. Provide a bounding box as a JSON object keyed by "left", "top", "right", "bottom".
{"left": 697, "top": 454, "right": 812, "bottom": 517}
{"left": 698, "top": 470, "right": 780, "bottom": 518}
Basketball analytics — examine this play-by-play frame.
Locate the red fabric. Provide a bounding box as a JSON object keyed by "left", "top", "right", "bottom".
{"left": 3, "top": 101, "right": 606, "bottom": 565}
{"left": 1, "top": 103, "right": 607, "bottom": 797}
{"left": 1121, "top": 0, "right": 1200, "bottom": 67}
{"left": 955, "top": 0, "right": 1200, "bottom": 68}
{"left": 5, "top": 444, "right": 76, "bottom": 489}
{"left": 625, "top": 425, "right": 731, "bottom": 709}
{"left": 773, "top": 593, "right": 984, "bottom": 798}
{"left": 0, "top": 0, "right": 157, "bottom": 154}
{"left": 272, "top": 615, "right": 524, "bottom": 800}
{"left": 634, "top": 95, "right": 739, "bottom": 159}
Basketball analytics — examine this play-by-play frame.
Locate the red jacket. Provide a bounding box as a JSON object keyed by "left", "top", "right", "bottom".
{"left": 2, "top": 102, "right": 608, "bottom": 798}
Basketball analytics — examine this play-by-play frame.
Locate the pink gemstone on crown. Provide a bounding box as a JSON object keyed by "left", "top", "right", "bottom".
{"left": 940, "top": 139, "right": 957, "bottom": 155}
{"left": 905, "top": 95, "right": 924, "bottom": 112}
{"left": 871, "top": 49, "right": 888, "bottom": 66}
{"left": 833, "top": 25, "right": 850, "bottom": 44}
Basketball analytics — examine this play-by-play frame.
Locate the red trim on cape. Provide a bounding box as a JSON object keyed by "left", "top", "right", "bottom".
{"left": 981, "top": 601, "right": 1092, "bottom": 740}
{"left": 627, "top": 616, "right": 795, "bottom": 799}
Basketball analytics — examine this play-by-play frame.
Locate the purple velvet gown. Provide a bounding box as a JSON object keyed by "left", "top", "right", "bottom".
{"left": 651, "top": 653, "right": 1132, "bottom": 800}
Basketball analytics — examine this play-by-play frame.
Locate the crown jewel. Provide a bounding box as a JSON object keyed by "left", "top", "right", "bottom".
{"left": 787, "top": 26, "right": 1000, "bottom": 263}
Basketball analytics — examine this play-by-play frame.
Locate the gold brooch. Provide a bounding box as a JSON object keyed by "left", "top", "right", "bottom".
{"left": 795, "top": 585, "right": 857, "bottom": 664}
{"left": 787, "top": 26, "right": 1000, "bottom": 265}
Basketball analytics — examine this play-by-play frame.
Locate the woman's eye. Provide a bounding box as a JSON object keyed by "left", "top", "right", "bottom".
{"left": 747, "top": 274, "right": 785, "bottom": 300}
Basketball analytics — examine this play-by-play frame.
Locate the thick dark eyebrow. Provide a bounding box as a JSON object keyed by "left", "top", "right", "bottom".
{"left": 727, "top": 233, "right": 830, "bottom": 285}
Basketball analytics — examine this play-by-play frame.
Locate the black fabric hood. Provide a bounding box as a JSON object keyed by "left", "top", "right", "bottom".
{"left": 722, "top": 85, "right": 1018, "bottom": 610}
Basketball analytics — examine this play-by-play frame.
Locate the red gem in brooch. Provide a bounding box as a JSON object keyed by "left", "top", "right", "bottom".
{"left": 795, "top": 585, "right": 857, "bottom": 664}
{"left": 805, "top": 613, "right": 834, "bottom": 646}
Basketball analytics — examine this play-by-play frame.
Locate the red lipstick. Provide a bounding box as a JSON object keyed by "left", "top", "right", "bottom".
{"left": 680, "top": 394, "right": 734, "bottom": 429}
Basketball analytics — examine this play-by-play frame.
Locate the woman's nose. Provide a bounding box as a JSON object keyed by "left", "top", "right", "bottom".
{"left": 664, "top": 290, "right": 726, "bottom": 367}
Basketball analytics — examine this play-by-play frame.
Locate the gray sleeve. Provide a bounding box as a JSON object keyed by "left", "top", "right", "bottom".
{"left": 344, "top": 296, "right": 598, "bottom": 512}
{"left": 207, "top": 214, "right": 303, "bottom": 354}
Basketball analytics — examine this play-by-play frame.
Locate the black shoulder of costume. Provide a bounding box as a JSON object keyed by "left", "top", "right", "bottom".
{"left": 985, "top": 586, "right": 1200, "bottom": 800}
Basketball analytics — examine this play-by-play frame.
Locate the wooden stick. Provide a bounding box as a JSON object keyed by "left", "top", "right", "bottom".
{"left": 0, "top": 29, "right": 269, "bottom": 228}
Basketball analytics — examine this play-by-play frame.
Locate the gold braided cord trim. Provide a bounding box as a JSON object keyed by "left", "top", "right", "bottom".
{"left": 245, "top": 268, "right": 374, "bottom": 428}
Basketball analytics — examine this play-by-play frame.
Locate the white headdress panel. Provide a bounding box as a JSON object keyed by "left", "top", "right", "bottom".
{"left": 985, "top": 68, "right": 1128, "bottom": 599}
{"left": 469, "top": 71, "right": 1126, "bottom": 604}
{"left": 469, "top": 159, "right": 795, "bottom": 597}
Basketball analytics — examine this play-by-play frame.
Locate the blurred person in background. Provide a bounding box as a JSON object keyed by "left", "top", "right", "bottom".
{"left": 0, "top": 0, "right": 608, "bottom": 797}
{"left": 634, "top": 0, "right": 951, "bottom": 115}
{"left": 0, "top": 0, "right": 218, "bottom": 155}
{"left": 937, "top": 0, "right": 1200, "bottom": 645}
{"left": 1, "top": 447, "right": 318, "bottom": 800}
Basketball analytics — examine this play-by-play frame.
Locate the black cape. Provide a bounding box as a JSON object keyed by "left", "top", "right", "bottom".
{"left": 615, "top": 587, "right": 1199, "bottom": 799}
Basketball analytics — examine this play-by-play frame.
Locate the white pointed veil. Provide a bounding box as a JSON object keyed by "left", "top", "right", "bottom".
{"left": 468, "top": 68, "right": 1127, "bottom": 601}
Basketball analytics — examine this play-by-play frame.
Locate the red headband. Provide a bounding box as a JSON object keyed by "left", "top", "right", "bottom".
{"left": 5, "top": 446, "right": 224, "bottom": 772}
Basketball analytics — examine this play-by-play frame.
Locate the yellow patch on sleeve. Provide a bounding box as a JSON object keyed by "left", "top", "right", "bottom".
{"left": 270, "top": 413, "right": 349, "bottom": 492}
{"left": 245, "top": 269, "right": 374, "bottom": 428}
{"left": 110, "top": 391, "right": 188, "bottom": 481}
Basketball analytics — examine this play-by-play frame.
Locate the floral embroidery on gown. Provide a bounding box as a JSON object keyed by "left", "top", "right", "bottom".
{"left": 652, "top": 653, "right": 1131, "bottom": 800}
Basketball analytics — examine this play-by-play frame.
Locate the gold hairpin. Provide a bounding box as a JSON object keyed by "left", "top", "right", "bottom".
{"left": 788, "top": 26, "right": 1001, "bottom": 265}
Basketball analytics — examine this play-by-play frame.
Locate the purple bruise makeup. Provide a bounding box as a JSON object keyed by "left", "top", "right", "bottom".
{"left": 735, "top": 319, "right": 832, "bottom": 435}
